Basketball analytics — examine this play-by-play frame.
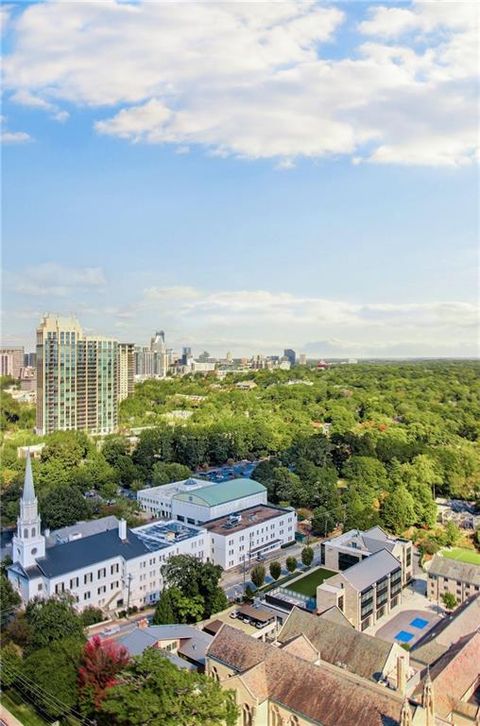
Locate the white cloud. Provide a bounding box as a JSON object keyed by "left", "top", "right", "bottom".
{"left": 7, "top": 263, "right": 107, "bottom": 297}
{"left": 1, "top": 114, "right": 32, "bottom": 144}
{"left": 10, "top": 90, "right": 70, "bottom": 122}
{"left": 2, "top": 0, "right": 478, "bottom": 166}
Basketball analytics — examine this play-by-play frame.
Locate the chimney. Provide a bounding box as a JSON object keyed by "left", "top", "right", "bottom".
{"left": 118, "top": 519, "right": 127, "bottom": 541}
{"left": 397, "top": 655, "right": 406, "bottom": 696}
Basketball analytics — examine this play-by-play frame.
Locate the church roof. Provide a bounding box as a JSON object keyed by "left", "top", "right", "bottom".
{"left": 207, "top": 625, "right": 405, "bottom": 726}
{"left": 277, "top": 607, "right": 393, "bottom": 682}
{"left": 32, "top": 527, "right": 149, "bottom": 578}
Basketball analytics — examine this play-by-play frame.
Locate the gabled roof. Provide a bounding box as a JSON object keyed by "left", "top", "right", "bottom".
{"left": 173, "top": 478, "right": 265, "bottom": 507}
{"left": 278, "top": 608, "right": 393, "bottom": 682}
{"left": 208, "top": 625, "right": 404, "bottom": 726}
{"left": 340, "top": 548, "right": 401, "bottom": 591}
{"left": 29, "top": 527, "right": 149, "bottom": 578}
{"left": 428, "top": 554, "right": 480, "bottom": 586}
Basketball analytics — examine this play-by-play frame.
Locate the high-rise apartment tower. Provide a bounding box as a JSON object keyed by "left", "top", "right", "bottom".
{"left": 36, "top": 315, "right": 118, "bottom": 435}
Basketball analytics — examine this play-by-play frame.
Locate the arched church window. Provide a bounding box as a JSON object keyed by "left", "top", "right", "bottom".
{"left": 288, "top": 717, "right": 300, "bottom": 726}
{"left": 23, "top": 528, "right": 28, "bottom": 538}
{"left": 31, "top": 527, "right": 36, "bottom": 537}
{"left": 242, "top": 703, "right": 254, "bottom": 726}
{"left": 271, "top": 705, "right": 284, "bottom": 726}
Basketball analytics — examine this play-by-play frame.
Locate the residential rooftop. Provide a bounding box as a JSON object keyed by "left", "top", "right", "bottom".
{"left": 325, "top": 526, "right": 406, "bottom": 557}
{"left": 116, "top": 624, "right": 213, "bottom": 667}
{"left": 173, "top": 477, "right": 265, "bottom": 507}
{"left": 203, "top": 504, "right": 289, "bottom": 535}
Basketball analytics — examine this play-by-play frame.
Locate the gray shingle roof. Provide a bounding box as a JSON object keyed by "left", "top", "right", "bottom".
{"left": 33, "top": 527, "right": 148, "bottom": 578}
{"left": 428, "top": 554, "right": 480, "bottom": 586}
{"left": 118, "top": 625, "right": 213, "bottom": 666}
{"left": 341, "top": 549, "right": 401, "bottom": 591}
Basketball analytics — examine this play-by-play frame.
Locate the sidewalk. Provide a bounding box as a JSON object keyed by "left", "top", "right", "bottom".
{"left": 0, "top": 703, "right": 24, "bottom": 726}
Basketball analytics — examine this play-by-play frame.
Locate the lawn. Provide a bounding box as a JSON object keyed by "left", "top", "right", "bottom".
{"left": 288, "top": 567, "right": 335, "bottom": 597}
{"left": 1, "top": 690, "right": 50, "bottom": 726}
{"left": 442, "top": 548, "right": 480, "bottom": 565}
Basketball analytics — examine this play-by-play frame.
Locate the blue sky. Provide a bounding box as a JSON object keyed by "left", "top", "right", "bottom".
{"left": 2, "top": 1, "right": 478, "bottom": 357}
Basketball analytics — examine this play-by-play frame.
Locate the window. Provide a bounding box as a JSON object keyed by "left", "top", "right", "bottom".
{"left": 97, "top": 568, "right": 106, "bottom": 579}
{"left": 111, "top": 581, "right": 119, "bottom": 590}
{"left": 84, "top": 573, "right": 93, "bottom": 584}
{"left": 84, "top": 591, "right": 91, "bottom": 600}
{"left": 55, "top": 582, "right": 65, "bottom": 594}
{"left": 70, "top": 577, "right": 79, "bottom": 589}
{"left": 97, "top": 586, "right": 107, "bottom": 595}
{"left": 110, "top": 564, "right": 119, "bottom": 575}
{"left": 37, "top": 583, "right": 43, "bottom": 591}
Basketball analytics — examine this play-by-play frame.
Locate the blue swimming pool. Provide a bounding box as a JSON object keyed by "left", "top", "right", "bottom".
{"left": 395, "top": 630, "right": 414, "bottom": 643}
{"left": 410, "top": 617, "right": 429, "bottom": 629}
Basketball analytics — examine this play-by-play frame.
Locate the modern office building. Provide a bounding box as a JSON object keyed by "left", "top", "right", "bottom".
{"left": 321, "top": 526, "right": 413, "bottom": 585}
{"left": 427, "top": 554, "right": 480, "bottom": 606}
{"left": 283, "top": 348, "right": 296, "bottom": 366}
{"left": 8, "top": 454, "right": 206, "bottom": 611}
{"left": 36, "top": 314, "right": 118, "bottom": 435}
{"left": 316, "top": 548, "right": 404, "bottom": 631}
{"left": 117, "top": 342, "right": 135, "bottom": 402}
{"left": 24, "top": 352, "right": 37, "bottom": 368}
{"left": 0, "top": 346, "right": 25, "bottom": 378}
{"left": 134, "top": 331, "right": 168, "bottom": 380}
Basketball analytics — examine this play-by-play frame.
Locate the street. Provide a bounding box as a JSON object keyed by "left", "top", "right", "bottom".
{"left": 221, "top": 540, "right": 323, "bottom": 600}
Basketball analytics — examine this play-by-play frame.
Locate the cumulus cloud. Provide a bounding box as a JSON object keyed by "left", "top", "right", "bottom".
{"left": 7, "top": 263, "right": 107, "bottom": 297}
{"left": 2, "top": 0, "right": 478, "bottom": 166}
{"left": 10, "top": 90, "right": 70, "bottom": 122}
{"left": 1, "top": 114, "right": 31, "bottom": 144}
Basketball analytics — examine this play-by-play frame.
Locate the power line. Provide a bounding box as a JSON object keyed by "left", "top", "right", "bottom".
{"left": 1, "top": 663, "right": 91, "bottom": 725}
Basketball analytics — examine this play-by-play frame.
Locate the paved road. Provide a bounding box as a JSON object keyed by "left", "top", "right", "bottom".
{"left": 221, "top": 540, "right": 323, "bottom": 600}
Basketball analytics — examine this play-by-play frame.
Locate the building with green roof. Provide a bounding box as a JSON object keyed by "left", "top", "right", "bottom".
{"left": 171, "top": 478, "right": 267, "bottom": 524}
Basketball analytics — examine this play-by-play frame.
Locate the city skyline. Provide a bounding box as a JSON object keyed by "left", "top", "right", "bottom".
{"left": 2, "top": 1, "right": 478, "bottom": 358}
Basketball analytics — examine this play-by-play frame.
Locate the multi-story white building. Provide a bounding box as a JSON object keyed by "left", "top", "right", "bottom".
{"left": 138, "top": 477, "right": 216, "bottom": 518}
{"left": 204, "top": 505, "right": 297, "bottom": 569}
{"left": 138, "top": 477, "right": 268, "bottom": 525}
{"left": 8, "top": 455, "right": 206, "bottom": 612}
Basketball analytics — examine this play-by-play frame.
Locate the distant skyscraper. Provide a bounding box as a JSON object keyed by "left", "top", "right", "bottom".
{"left": 283, "top": 349, "right": 296, "bottom": 366}
{"left": 36, "top": 314, "right": 118, "bottom": 436}
{"left": 181, "top": 346, "right": 193, "bottom": 366}
{"left": 150, "top": 330, "right": 166, "bottom": 352}
{"left": 299, "top": 353, "right": 307, "bottom": 365}
{"left": 24, "top": 352, "right": 37, "bottom": 368}
{"left": 0, "top": 347, "right": 24, "bottom": 378}
{"left": 117, "top": 343, "right": 135, "bottom": 402}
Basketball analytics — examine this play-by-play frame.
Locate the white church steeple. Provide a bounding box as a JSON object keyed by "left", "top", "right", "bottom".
{"left": 12, "top": 451, "right": 45, "bottom": 569}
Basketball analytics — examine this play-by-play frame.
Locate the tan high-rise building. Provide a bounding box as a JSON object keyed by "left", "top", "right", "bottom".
{"left": 117, "top": 343, "right": 135, "bottom": 402}
{"left": 0, "top": 347, "right": 25, "bottom": 378}
{"left": 36, "top": 314, "right": 118, "bottom": 436}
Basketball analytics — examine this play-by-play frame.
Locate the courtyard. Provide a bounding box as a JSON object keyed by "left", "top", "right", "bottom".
{"left": 374, "top": 609, "right": 442, "bottom": 648}
{"left": 288, "top": 567, "right": 335, "bottom": 597}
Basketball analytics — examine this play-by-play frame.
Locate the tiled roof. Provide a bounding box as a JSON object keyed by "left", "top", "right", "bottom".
{"left": 413, "top": 631, "right": 480, "bottom": 720}
{"left": 428, "top": 554, "right": 480, "bottom": 586}
{"left": 278, "top": 608, "right": 393, "bottom": 682}
{"left": 208, "top": 625, "right": 404, "bottom": 726}
{"left": 173, "top": 478, "right": 265, "bottom": 507}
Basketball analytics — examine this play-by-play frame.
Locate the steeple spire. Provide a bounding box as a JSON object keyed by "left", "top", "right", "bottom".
{"left": 22, "top": 450, "right": 36, "bottom": 503}
{"left": 422, "top": 667, "right": 435, "bottom": 726}
{"left": 400, "top": 698, "right": 412, "bottom": 726}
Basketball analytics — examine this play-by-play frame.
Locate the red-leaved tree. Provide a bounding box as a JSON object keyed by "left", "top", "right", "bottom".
{"left": 78, "top": 635, "right": 130, "bottom": 713}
